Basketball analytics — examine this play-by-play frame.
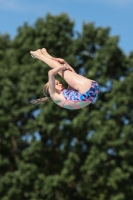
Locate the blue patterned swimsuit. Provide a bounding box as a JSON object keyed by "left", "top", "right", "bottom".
{"left": 62, "top": 81, "right": 99, "bottom": 102}
{"left": 55, "top": 81, "right": 99, "bottom": 109}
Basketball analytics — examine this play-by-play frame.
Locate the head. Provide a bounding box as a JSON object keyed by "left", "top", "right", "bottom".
{"left": 54, "top": 79, "right": 64, "bottom": 92}
{"left": 31, "top": 80, "right": 64, "bottom": 105}
{"left": 43, "top": 80, "right": 64, "bottom": 97}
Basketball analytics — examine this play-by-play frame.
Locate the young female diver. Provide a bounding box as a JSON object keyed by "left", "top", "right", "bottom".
{"left": 30, "top": 48, "right": 99, "bottom": 110}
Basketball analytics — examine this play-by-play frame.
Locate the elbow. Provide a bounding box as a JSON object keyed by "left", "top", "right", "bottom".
{"left": 48, "top": 70, "right": 54, "bottom": 76}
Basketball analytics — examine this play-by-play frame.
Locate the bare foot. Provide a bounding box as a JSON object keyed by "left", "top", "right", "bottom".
{"left": 41, "top": 48, "right": 52, "bottom": 58}
{"left": 30, "top": 49, "right": 44, "bottom": 59}
{"left": 30, "top": 48, "right": 53, "bottom": 59}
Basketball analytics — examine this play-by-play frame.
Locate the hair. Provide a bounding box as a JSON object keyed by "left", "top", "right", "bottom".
{"left": 31, "top": 82, "right": 50, "bottom": 105}
{"left": 43, "top": 82, "right": 50, "bottom": 97}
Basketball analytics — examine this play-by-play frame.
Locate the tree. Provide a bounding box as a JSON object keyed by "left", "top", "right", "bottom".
{"left": 0, "top": 13, "right": 133, "bottom": 200}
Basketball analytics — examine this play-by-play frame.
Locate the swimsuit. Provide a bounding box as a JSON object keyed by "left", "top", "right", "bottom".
{"left": 62, "top": 81, "right": 99, "bottom": 102}
{"left": 56, "top": 81, "right": 99, "bottom": 110}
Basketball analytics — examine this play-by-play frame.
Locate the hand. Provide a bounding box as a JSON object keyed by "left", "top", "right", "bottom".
{"left": 51, "top": 57, "right": 76, "bottom": 73}
{"left": 51, "top": 57, "right": 66, "bottom": 64}
{"left": 62, "top": 64, "right": 72, "bottom": 71}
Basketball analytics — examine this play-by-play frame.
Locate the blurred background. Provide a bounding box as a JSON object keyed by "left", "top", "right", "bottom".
{"left": 0, "top": 0, "right": 133, "bottom": 200}
{"left": 1, "top": 0, "right": 133, "bottom": 55}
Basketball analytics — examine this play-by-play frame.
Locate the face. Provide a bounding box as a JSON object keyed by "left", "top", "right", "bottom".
{"left": 55, "top": 80, "right": 64, "bottom": 91}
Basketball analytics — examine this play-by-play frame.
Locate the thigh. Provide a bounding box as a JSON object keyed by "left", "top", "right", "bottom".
{"left": 63, "top": 70, "right": 92, "bottom": 94}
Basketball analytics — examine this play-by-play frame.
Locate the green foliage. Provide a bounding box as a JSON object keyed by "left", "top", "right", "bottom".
{"left": 0, "top": 13, "right": 133, "bottom": 200}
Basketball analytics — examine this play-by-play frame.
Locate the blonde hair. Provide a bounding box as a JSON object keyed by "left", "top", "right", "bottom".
{"left": 31, "top": 82, "right": 50, "bottom": 105}
{"left": 43, "top": 82, "right": 50, "bottom": 97}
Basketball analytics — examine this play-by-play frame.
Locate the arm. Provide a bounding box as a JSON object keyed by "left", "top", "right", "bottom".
{"left": 51, "top": 58, "right": 76, "bottom": 89}
{"left": 51, "top": 58, "right": 76, "bottom": 73}
{"left": 48, "top": 65, "right": 66, "bottom": 95}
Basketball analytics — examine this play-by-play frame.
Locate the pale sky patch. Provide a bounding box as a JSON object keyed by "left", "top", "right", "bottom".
{"left": 0, "top": 0, "right": 22, "bottom": 11}
{"left": 0, "top": 0, "right": 133, "bottom": 14}
{"left": 74, "top": 0, "right": 133, "bottom": 7}
{"left": 0, "top": 0, "right": 48, "bottom": 13}
{"left": 99, "top": 0, "right": 133, "bottom": 6}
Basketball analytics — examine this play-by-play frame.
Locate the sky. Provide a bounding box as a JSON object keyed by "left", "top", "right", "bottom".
{"left": 0, "top": 0, "right": 133, "bottom": 55}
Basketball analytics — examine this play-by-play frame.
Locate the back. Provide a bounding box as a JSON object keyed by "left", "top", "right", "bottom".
{"left": 56, "top": 99, "right": 91, "bottom": 110}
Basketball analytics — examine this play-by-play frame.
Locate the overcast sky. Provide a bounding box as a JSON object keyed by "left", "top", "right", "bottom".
{"left": 0, "top": 0, "right": 133, "bottom": 55}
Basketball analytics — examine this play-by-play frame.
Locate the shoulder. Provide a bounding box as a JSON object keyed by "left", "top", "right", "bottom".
{"left": 50, "top": 92, "right": 66, "bottom": 103}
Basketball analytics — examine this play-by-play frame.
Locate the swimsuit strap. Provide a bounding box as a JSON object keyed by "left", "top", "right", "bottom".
{"left": 60, "top": 100, "right": 88, "bottom": 109}
{"left": 60, "top": 100, "right": 66, "bottom": 107}
{"left": 68, "top": 100, "right": 81, "bottom": 109}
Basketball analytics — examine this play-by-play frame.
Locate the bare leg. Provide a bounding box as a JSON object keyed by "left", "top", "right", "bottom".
{"left": 30, "top": 48, "right": 64, "bottom": 76}
{"left": 30, "top": 49, "right": 92, "bottom": 93}
{"left": 31, "top": 48, "right": 76, "bottom": 77}
{"left": 30, "top": 48, "right": 75, "bottom": 72}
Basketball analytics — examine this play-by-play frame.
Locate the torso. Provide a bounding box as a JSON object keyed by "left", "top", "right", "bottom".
{"left": 51, "top": 90, "right": 91, "bottom": 110}
{"left": 56, "top": 100, "right": 91, "bottom": 109}
{"left": 50, "top": 80, "right": 99, "bottom": 110}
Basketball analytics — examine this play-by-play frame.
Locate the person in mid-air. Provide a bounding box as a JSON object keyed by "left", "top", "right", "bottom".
{"left": 30, "top": 48, "right": 99, "bottom": 110}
